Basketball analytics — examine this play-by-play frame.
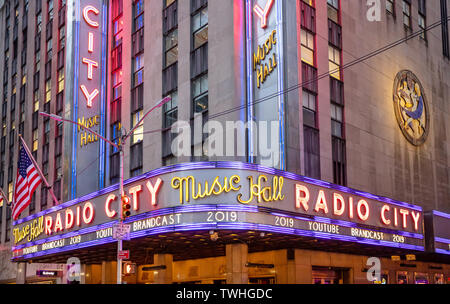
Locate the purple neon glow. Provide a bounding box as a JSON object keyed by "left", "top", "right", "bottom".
{"left": 13, "top": 201, "right": 426, "bottom": 259}
{"left": 14, "top": 161, "right": 424, "bottom": 226}
{"left": 12, "top": 217, "right": 425, "bottom": 261}
{"left": 435, "top": 237, "right": 450, "bottom": 244}
{"left": 435, "top": 248, "right": 450, "bottom": 255}
{"left": 432, "top": 210, "right": 450, "bottom": 220}
{"left": 98, "top": 3, "right": 108, "bottom": 189}
{"left": 12, "top": 205, "right": 254, "bottom": 251}
{"left": 70, "top": 1, "right": 81, "bottom": 199}
{"left": 14, "top": 203, "right": 424, "bottom": 253}
{"left": 246, "top": 0, "right": 255, "bottom": 163}
{"left": 312, "top": 215, "right": 424, "bottom": 239}
{"left": 270, "top": 212, "right": 423, "bottom": 239}
{"left": 216, "top": 222, "right": 424, "bottom": 251}
{"left": 12, "top": 220, "right": 116, "bottom": 251}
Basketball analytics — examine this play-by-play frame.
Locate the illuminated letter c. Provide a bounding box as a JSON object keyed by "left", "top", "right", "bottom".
{"left": 83, "top": 5, "right": 100, "bottom": 28}
{"left": 381, "top": 205, "right": 391, "bottom": 225}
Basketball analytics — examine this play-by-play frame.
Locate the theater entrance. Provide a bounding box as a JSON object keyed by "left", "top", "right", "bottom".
{"left": 312, "top": 266, "right": 351, "bottom": 284}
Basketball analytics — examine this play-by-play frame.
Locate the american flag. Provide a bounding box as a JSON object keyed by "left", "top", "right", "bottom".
{"left": 12, "top": 147, "right": 42, "bottom": 220}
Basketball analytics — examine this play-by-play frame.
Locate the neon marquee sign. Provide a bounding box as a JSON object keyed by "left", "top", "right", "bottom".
{"left": 80, "top": 5, "right": 100, "bottom": 108}
{"left": 11, "top": 162, "right": 426, "bottom": 260}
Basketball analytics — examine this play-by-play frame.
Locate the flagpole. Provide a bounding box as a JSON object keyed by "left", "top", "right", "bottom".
{"left": 18, "top": 134, "right": 60, "bottom": 206}
{"left": 0, "top": 186, "right": 9, "bottom": 206}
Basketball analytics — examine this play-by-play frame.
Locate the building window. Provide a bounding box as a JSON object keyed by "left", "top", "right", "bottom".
{"left": 109, "top": 151, "right": 120, "bottom": 184}
{"left": 129, "top": 0, "right": 144, "bottom": 179}
{"left": 46, "top": 38, "right": 52, "bottom": 60}
{"left": 35, "top": 49, "right": 41, "bottom": 72}
{"left": 191, "top": 0, "right": 208, "bottom": 117}
{"left": 192, "top": 74, "right": 208, "bottom": 114}
{"left": 36, "top": 11, "right": 42, "bottom": 33}
{"left": 300, "top": 0, "right": 315, "bottom": 37}
{"left": 133, "top": 54, "right": 144, "bottom": 88}
{"left": 402, "top": 0, "right": 411, "bottom": 29}
{"left": 418, "top": 0, "right": 426, "bottom": 40}
{"left": 332, "top": 137, "right": 346, "bottom": 186}
{"left": 130, "top": 142, "right": 143, "bottom": 177}
{"left": 442, "top": 0, "right": 449, "bottom": 58}
{"left": 304, "top": 126, "right": 320, "bottom": 180}
{"left": 418, "top": 14, "right": 426, "bottom": 39}
{"left": 164, "top": 29, "right": 178, "bottom": 68}
{"left": 331, "top": 103, "right": 343, "bottom": 138}
{"left": 47, "top": 0, "right": 54, "bottom": 20}
{"left": 113, "top": 12, "right": 123, "bottom": 48}
{"left": 327, "top": 0, "right": 339, "bottom": 24}
{"left": 57, "top": 68, "right": 64, "bottom": 92}
{"left": 111, "top": 0, "right": 123, "bottom": 185}
{"left": 58, "top": 24, "right": 65, "bottom": 50}
{"left": 41, "top": 184, "right": 48, "bottom": 209}
{"left": 34, "top": 90, "right": 40, "bottom": 111}
{"left": 131, "top": 110, "right": 143, "bottom": 145}
{"left": 163, "top": 92, "right": 178, "bottom": 128}
{"left": 300, "top": 29, "right": 315, "bottom": 66}
{"left": 54, "top": 120, "right": 63, "bottom": 184}
{"left": 386, "top": 0, "right": 395, "bottom": 15}
{"left": 163, "top": 0, "right": 178, "bottom": 163}
{"left": 109, "top": 121, "right": 121, "bottom": 184}
{"left": 192, "top": 6, "right": 208, "bottom": 50}
{"left": 45, "top": 79, "right": 51, "bottom": 102}
{"left": 8, "top": 182, "right": 13, "bottom": 203}
{"left": 112, "top": 0, "right": 123, "bottom": 20}
{"left": 328, "top": 45, "right": 341, "bottom": 80}
{"left": 112, "top": 70, "right": 122, "bottom": 100}
{"left": 32, "top": 129, "right": 38, "bottom": 152}
{"left": 7, "top": 182, "right": 13, "bottom": 221}
{"left": 303, "top": 90, "right": 316, "bottom": 128}
{"left": 110, "top": 122, "right": 121, "bottom": 153}
{"left": 133, "top": 0, "right": 144, "bottom": 32}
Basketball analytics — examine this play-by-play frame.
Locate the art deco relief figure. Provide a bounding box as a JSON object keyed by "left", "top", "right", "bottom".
{"left": 393, "top": 71, "right": 428, "bottom": 145}
{"left": 397, "top": 80, "right": 425, "bottom": 135}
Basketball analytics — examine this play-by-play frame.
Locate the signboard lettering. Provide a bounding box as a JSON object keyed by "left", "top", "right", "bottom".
{"left": 11, "top": 163, "right": 425, "bottom": 259}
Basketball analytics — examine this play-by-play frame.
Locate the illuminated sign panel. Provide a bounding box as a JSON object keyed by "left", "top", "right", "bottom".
{"left": 246, "top": 0, "right": 285, "bottom": 169}
{"left": 12, "top": 162, "right": 425, "bottom": 260}
{"left": 64, "top": 0, "right": 107, "bottom": 199}
{"left": 424, "top": 211, "right": 450, "bottom": 255}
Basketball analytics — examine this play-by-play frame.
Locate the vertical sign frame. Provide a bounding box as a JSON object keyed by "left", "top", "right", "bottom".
{"left": 245, "top": 0, "right": 286, "bottom": 170}
{"left": 64, "top": 0, "right": 108, "bottom": 200}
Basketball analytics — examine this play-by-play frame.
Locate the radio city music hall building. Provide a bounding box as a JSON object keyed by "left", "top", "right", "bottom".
{"left": 0, "top": 0, "right": 449, "bottom": 284}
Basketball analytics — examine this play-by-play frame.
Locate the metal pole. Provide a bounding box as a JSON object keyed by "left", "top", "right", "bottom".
{"left": 117, "top": 146, "right": 124, "bottom": 284}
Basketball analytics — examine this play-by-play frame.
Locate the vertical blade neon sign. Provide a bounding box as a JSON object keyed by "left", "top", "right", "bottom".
{"left": 253, "top": 0, "right": 274, "bottom": 29}
{"left": 81, "top": 5, "right": 100, "bottom": 108}
{"left": 246, "top": 0, "right": 286, "bottom": 170}
{"left": 67, "top": 0, "right": 107, "bottom": 200}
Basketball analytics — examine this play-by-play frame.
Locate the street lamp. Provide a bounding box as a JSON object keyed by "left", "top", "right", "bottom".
{"left": 40, "top": 96, "right": 171, "bottom": 284}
